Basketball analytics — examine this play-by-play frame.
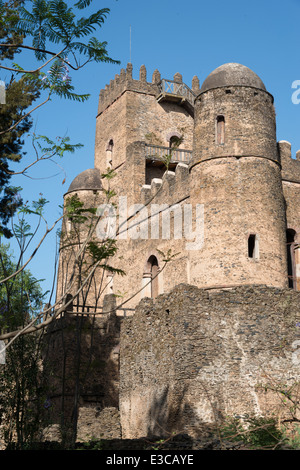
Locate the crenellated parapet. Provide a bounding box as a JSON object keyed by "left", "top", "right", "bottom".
{"left": 278, "top": 140, "right": 300, "bottom": 183}
{"left": 140, "top": 162, "right": 190, "bottom": 206}
{"left": 97, "top": 63, "right": 199, "bottom": 116}
{"left": 97, "top": 63, "right": 161, "bottom": 115}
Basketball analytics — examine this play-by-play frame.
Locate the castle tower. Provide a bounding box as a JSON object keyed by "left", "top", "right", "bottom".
{"left": 189, "top": 63, "right": 288, "bottom": 289}
{"left": 94, "top": 63, "right": 196, "bottom": 206}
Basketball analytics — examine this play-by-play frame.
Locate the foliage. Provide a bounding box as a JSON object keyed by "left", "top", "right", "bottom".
{"left": 0, "top": 0, "right": 119, "bottom": 238}
{"left": 0, "top": 1, "right": 25, "bottom": 61}
{"left": 75, "top": 438, "right": 104, "bottom": 450}
{"left": 0, "top": 1, "right": 41, "bottom": 238}
{"left": 0, "top": 244, "right": 46, "bottom": 330}
{"left": 0, "top": 0, "right": 120, "bottom": 329}
{"left": 61, "top": 193, "right": 125, "bottom": 285}
{"left": 220, "top": 414, "right": 287, "bottom": 450}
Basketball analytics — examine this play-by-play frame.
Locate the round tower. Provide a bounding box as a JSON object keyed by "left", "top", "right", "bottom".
{"left": 189, "top": 63, "right": 288, "bottom": 288}
{"left": 56, "top": 168, "right": 104, "bottom": 307}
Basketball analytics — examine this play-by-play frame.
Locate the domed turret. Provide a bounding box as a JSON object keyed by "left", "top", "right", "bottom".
{"left": 65, "top": 168, "right": 102, "bottom": 195}
{"left": 200, "top": 62, "right": 267, "bottom": 93}
{"left": 191, "top": 62, "right": 276, "bottom": 168}
{"left": 56, "top": 167, "right": 104, "bottom": 307}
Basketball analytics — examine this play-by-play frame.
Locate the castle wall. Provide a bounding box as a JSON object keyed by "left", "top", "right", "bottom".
{"left": 48, "top": 62, "right": 300, "bottom": 446}
{"left": 95, "top": 94, "right": 128, "bottom": 172}
{"left": 189, "top": 84, "right": 288, "bottom": 289}
{"left": 91, "top": 64, "right": 196, "bottom": 309}
{"left": 119, "top": 284, "right": 300, "bottom": 439}
{"left": 104, "top": 161, "right": 192, "bottom": 309}
{"left": 279, "top": 140, "right": 300, "bottom": 236}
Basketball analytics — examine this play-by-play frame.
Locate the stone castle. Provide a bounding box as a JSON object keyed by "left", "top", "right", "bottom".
{"left": 45, "top": 62, "right": 300, "bottom": 442}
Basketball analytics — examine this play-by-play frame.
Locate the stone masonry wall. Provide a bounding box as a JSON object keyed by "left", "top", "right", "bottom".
{"left": 43, "top": 305, "right": 121, "bottom": 441}
{"left": 119, "top": 283, "right": 300, "bottom": 439}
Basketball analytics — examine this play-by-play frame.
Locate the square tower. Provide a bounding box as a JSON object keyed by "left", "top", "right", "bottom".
{"left": 94, "top": 63, "right": 197, "bottom": 205}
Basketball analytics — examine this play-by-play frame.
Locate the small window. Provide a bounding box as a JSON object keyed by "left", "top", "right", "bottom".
{"left": 146, "top": 255, "right": 159, "bottom": 299}
{"left": 216, "top": 115, "right": 225, "bottom": 145}
{"left": 106, "top": 274, "right": 114, "bottom": 294}
{"left": 248, "top": 234, "right": 259, "bottom": 259}
{"left": 107, "top": 139, "right": 114, "bottom": 151}
{"left": 106, "top": 139, "right": 113, "bottom": 168}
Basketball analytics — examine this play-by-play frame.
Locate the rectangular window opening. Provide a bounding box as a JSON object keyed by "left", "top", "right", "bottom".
{"left": 248, "top": 234, "right": 259, "bottom": 259}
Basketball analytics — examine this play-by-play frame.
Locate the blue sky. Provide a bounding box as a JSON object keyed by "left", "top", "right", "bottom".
{"left": 3, "top": 0, "right": 300, "bottom": 299}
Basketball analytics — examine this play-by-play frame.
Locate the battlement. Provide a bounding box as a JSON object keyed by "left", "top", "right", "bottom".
{"left": 278, "top": 140, "right": 300, "bottom": 183}
{"left": 97, "top": 63, "right": 200, "bottom": 116}
{"left": 141, "top": 162, "right": 189, "bottom": 206}
{"left": 278, "top": 140, "right": 300, "bottom": 162}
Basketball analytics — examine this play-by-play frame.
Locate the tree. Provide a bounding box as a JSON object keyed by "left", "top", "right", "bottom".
{"left": 0, "top": 0, "right": 41, "bottom": 238}
{"left": 0, "top": 0, "right": 119, "bottom": 237}
{"left": 0, "top": 243, "right": 47, "bottom": 448}
{"left": 0, "top": 0, "right": 122, "bottom": 447}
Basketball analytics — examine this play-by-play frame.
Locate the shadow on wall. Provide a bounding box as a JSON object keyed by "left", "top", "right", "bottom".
{"left": 145, "top": 384, "right": 217, "bottom": 441}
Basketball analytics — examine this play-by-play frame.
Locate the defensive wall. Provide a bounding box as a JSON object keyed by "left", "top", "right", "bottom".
{"left": 119, "top": 283, "right": 300, "bottom": 439}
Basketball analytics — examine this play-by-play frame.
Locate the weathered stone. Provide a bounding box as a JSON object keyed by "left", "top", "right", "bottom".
{"left": 120, "top": 284, "right": 300, "bottom": 439}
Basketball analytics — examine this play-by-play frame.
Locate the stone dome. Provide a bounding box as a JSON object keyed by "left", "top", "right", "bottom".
{"left": 200, "top": 63, "right": 266, "bottom": 93}
{"left": 66, "top": 168, "right": 102, "bottom": 194}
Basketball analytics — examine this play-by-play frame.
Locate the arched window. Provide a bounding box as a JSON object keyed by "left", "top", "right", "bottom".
{"left": 169, "top": 135, "right": 181, "bottom": 149}
{"left": 287, "top": 229, "right": 296, "bottom": 289}
{"left": 107, "top": 139, "right": 114, "bottom": 151}
{"left": 143, "top": 255, "right": 159, "bottom": 299}
{"left": 216, "top": 115, "right": 225, "bottom": 145}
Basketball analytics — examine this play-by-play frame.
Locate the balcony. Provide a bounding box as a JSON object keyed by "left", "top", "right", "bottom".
{"left": 145, "top": 143, "right": 192, "bottom": 166}
{"left": 156, "top": 79, "right": 195, "bottom": 116}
